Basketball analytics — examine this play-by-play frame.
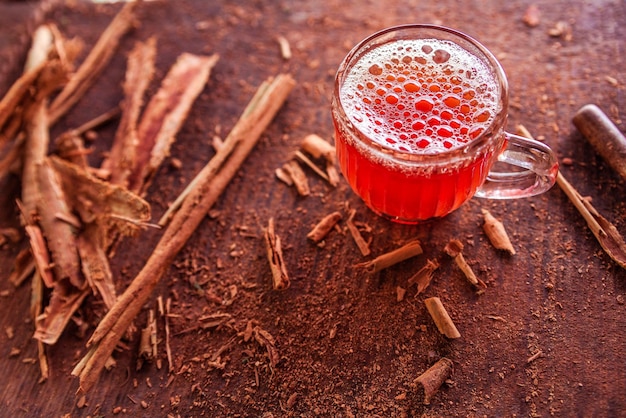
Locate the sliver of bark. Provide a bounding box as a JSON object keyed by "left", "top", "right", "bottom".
{"left": 77, "top": 223, "right": 116, "bottom": 310}
{"left": 48, "top": 1, "right": 139, "bottom": 124}
{"left": 34, "top": 279, "right": 90, "bottom": 345}
{"left": 126, "top": 52, "right": 220, "bottom": 195}
{"left": 36, "top": 158, "right": 82, "bottom": 288}
{"left": 101, "top": 37, "right": 157, "bottom": 187}
{"left": 49, "top": 156, "right": 151, "bottom": 240}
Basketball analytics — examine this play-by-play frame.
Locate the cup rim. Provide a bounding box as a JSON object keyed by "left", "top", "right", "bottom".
{"left": 333, "top": 23, "right": 509, "bottom": 164}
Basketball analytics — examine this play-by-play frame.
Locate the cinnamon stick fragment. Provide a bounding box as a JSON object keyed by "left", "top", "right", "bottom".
{"left": 355, "top": 239, "right": 423, "bottom": 273}
{"left": 444, "top": 239, "right": 486, "bottom": 289}
{"left": 282, "top": 160, "right": 310, "bottom": 196}
{"left": 414, "top": 357, "right": 454, "bottom": 405}
{"left": 346, "top": 208, "right": 371, "bottom": 256}
{"left": 424, "top": 297, "right": 461, "bottom": 339}
{"left": 407, "top": 259, "right": 440, "bottom": 295}
{"left": 517, "top": 124, "right": 626, "bottom": 270}
{"left": 75, "top": 74, "right": 295, "bottom": 394}
{"left": 300, "top": 134, "right": 339, "bottom": 186}
{"left": 127, "top": 52, "right": 220, "bottom": 195}
{"left": 307, "top": 211, "right": 342, "bottom": 243}
{"left": 481, "top": 209, "right": 516, "bottom": 255}
{"left": 49, "top": 1, "right": 139, "bottom": 123}
{"left": 101, "top": 37, "right": 157, "bottom": 187}
{"left": 573, "top": 104, "right": 626, "bottom": 181}
{"left": 264, "top": 218, "right": 291, "bottom": 290}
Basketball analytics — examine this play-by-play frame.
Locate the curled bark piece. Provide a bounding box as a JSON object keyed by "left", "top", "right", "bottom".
{"left": 307, "top": 211, "right": 342, "bottom": 243}
{"left": 424, "top": 297, "right": 461, "bottom": 339}
{"left": 444, "top": 239, "right": 486, "bottom": 289}
{"left": 414, "top": 357, "right": 454, "bottom": 405}
{"left": 407, "top": 258, "right": 440, "bottom": 295}
{"left": 481, "top": 209, "right": 516, "bottom": 255}
{"left": 265, "top": 218, "right": 290, "bottom": 290}
{"left": 355, "top": 239, "right": 422, "bottom": 273}
{"left": 282, "top": 160, "right": 310, "bottom": 196}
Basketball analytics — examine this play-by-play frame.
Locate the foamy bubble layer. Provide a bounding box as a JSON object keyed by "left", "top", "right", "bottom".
{"left": 340, "top": 38, "right": 500, "bottom": 154}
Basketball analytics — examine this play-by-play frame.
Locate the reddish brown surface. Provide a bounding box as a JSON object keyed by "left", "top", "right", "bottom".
{"left": 1, "top": 0, "right": 625, "bottom": 417}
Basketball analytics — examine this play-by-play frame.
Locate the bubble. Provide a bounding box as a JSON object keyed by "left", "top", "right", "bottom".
{"left": 474, "top": 110, "right": 491, "bottom": 123}
{"left": 427, "top": 116, "right": 441, "bottom": 126}
{"left": 437, "top": 126, "right": 454, "bottom": 138}
{"left": 376, "top": 88, "right": 386, "bottom": 96}
{"left": 368, "top": 64, "right": 383, "bottom": 75}
{"left": 422, "top": 45, "right": 433, "bottom": 54}
{"left": 393, "top": 120, "right": 403, "bottom": 129}
{"left": 440, "top": 110, "right": 453, "bottom": 120}
{"left": 443, "top": 95, "right": 461, "bottom": 108}
{"left": 404, "top": 82, "right": 420, "bottom": 93}
{"left": 412, "top": 120, "right": 425, "bottom": 130}
{"left": 433, "top": 49, "right": 451, "bottom": 64}
{"left": 402, "top": 56, "right": 412, "bottom": 64}
{"left": 386, "top": 94, "right": 399, "bottom": 104}
{"left": 415, "top": 98, "right": 434, "bottom": 112}
{"left": 366, "top": 81, "right": 375, "bottom": 89}
{"left": 417, "top": 138, "right": 431, "bottom": 148}
{"left": 386, "top": 137, "right": 397, "bottom": 144}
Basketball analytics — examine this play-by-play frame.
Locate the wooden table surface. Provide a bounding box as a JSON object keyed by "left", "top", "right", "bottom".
{"left": 0, "top": 0, "right": 624, "bottom": 417}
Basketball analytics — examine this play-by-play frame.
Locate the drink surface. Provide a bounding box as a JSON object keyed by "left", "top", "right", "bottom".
{"left": 339, "top": 38, "right": 500, "bottom": 155}
{"left": 334, "top": 37, "right": 504, "bottom": 222}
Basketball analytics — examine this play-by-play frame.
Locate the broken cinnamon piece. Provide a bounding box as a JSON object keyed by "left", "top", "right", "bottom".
{"left": 282, "top": 160, "right": 310, "bottom": 196}
{"left": 8, "top": 248, "right": 35, "bottom": 287}
{"left": 254, "top": 327, "right": 279, "bottom": 368}
{"left": 49, "top": 156, "right": 151, "bottom": 239}
{"left": 137, "top": 309, "right": 157, "bottom": 370}
{"left": 346, "top": 208, "right": 371, "bottom": 256}
{"left": 517, "top": 124, "right": 626, "bottom": 270}
{"left": 275, "top": 167, "right": 294, "bottom": 186}
{"left": 444, "top": 239, "right": 486, "bottom": 289}
{"left": 76, "top": 74, "right": 295, "bottom": 394}
{"left": 164, "top": 298, "right": 173, "bottom": 372}
{"left": 481, "top": 209, "right": 516, "bottom": 255}
{"left": 276, "top": 35, "right": 291, "bottom": 60}
{"left": 424, "top": 297, "right": 461, "bottom": 339}
{"left": 414, "top": 357, "right": 454, "bottom": 405}
{"left": 300, "top": 134, "right": 339, "bottom": 186}
{"left": 264, "top": 218, "right": 291, "bottom": 290}
{"left": 407, "top": 259, "right": 440, "bottom": 295}
{"left": 48, "top": 1, "right": 139, "bottom": 123}
{"left": 37, "top": 159, "right": 83, "bottom": 288}
{"left": 77, "top": 223, "right": 116, "bottom": 310}
{"left": 294, "top": 150, "right": 331, "bottom": 184}
{"left": 127, "top": 52, "right": 220, "bottom": 195}
{"left": 307, "top": 211, "right": 342, "bottom": 243}
{"left": 101, "top": 38, "right": 157, "bottom": 187}
{"left": 355, "top": 239, "right": 423, "bottom": 273}
{"left": 573, "top": 104, "right": 626, "bottom": 181}
{"left": 21, "top": 222, "right": 54, "bottom": 288}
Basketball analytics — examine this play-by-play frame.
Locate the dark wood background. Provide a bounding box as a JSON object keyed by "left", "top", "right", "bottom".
{"left": 0, "top": 0, "right": 624, "bottom": 416}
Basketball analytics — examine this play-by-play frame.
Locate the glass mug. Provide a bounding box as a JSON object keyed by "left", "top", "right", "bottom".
{"left": 331, "top": 24, "right": 559, "bottom": 224}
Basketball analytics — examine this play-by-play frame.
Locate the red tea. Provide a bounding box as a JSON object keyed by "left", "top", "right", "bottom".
{"left": 334, "top": 38, "right": 504, "bottom": 222}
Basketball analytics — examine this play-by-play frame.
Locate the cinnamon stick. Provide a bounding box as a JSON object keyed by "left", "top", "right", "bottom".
{"left": 346, "top": 208, "right": 371, "bottom": 256}
{"left": 481, "top": 209, "right": 516, "bottom": 255}
{"left": 74, "top": 74, "right": 295, "bottom": 394}
{"left": 355, "top": 239, "right": 423, "bottom": 273}
{"left": 307, "top": 211, "right": 342, "bottom": 243}
{"left": 424, "top": 297, "right": 461, "bottom": 339}
{"left": 407, "top": 258, "right": 440, "bottom": 295}
{"left": 414, "top": 357, "right": 454, "bottom": 405}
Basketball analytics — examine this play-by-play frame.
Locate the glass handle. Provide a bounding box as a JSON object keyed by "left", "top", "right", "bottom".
{"left": 475, "top": 133, "right": 559, "bottom": 199}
